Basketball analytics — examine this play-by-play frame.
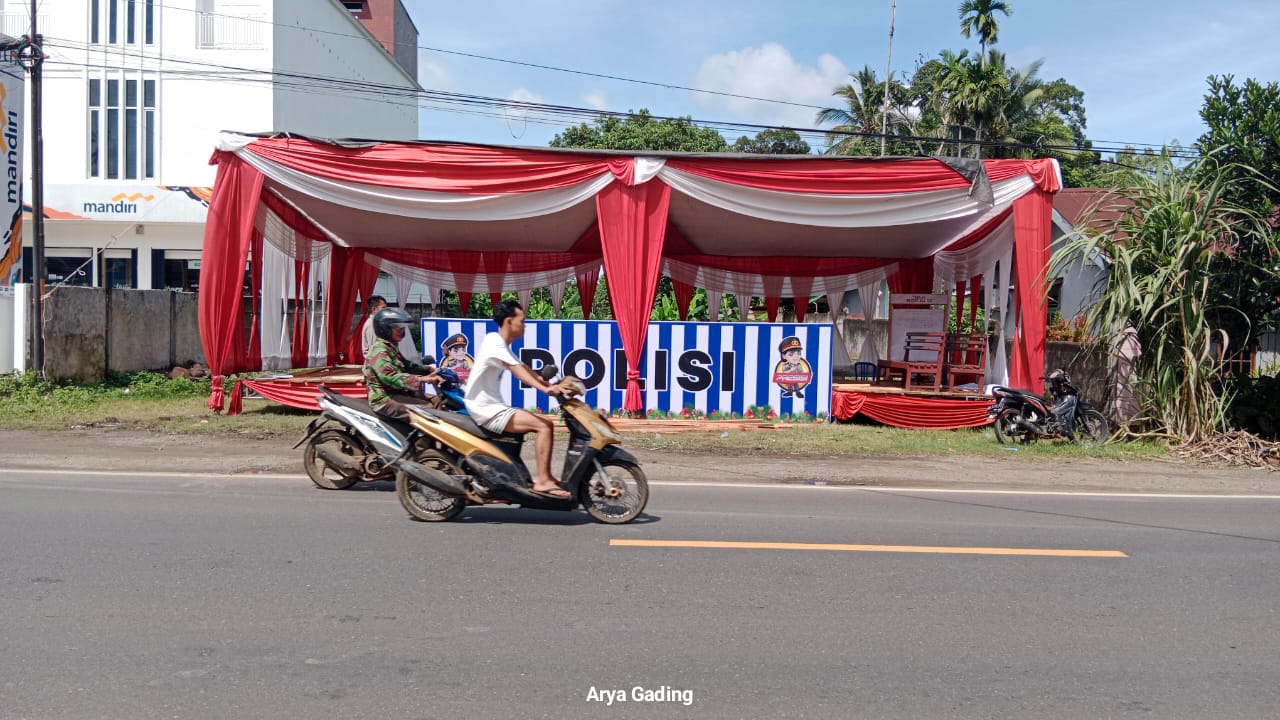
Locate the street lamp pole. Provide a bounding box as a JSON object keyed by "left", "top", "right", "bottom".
{"left": 879, "top": 0, "right": 897, "bottom": 156}
{"left": 28, "top": 0, "right": 45, "bottom": 375}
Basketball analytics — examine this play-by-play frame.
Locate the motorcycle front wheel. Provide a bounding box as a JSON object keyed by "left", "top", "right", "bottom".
{"left": 303, "top": 429, "right": 363, "bottom": 490}
{"left": 580, "top": 459, "right": 648, "bottom": 525}
{"left": 993, "top": 408, "right": 1035, "bottom": 445}
{"left": 395, "top": 449, "right": 466, "bottom": 522}
{"left": 1076, "top": 409, "right": 1110, "bottom": 446}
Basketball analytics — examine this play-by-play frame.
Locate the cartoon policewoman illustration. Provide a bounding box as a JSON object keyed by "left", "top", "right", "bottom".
{"left": 772, "top": 335, "right": 812, "bottom": 398}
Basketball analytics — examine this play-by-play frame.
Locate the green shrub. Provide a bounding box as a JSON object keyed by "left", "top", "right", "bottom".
{"left": 1227, "top": 375, "right": 1280, "bottom": 438}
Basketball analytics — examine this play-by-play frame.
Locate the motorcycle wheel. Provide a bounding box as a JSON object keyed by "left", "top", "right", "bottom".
{"left": 993, "top": 408, "right": 1035, "bottom": 445}
{"left": 303, "top": 429, "right": 363, "bottom": 490}
{"left": 1076, "top": 409, "right": 1110, "bottom": 446}
{"left": 395, "top": 449, "right": 466, "bottom": 522}
{"left": 580, "top": 459, "right": 649, "bottom": 525}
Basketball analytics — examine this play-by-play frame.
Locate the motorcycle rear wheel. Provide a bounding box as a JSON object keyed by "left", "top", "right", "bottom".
{"left": 303, "top": 429, "right": 363, "bottom": 490}
{"left": 993, "top": 408, "right": 1035, "bottom": 445}
{"left": 580, "top": 459, "right": 648, "bottom": 524}
{"left": 1076, "top": 409, "right": 1110, "bottom": 445}
{"left": 395, "top": 449, "right": 466, "bottom": 522}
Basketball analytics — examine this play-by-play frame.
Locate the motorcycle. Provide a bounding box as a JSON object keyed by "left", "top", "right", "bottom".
{"left": 393, "top": 369, "right": 649, "bottom": 525}
{"left": 988, "top": 369, "right": 1109, "bottom": 445}
{"left": 296, "top": 359, "right": 464, "bottom": 490}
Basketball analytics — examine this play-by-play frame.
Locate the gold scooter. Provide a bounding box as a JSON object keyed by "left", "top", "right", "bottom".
{"left": 393, "top": 372, "right": 648, "bottom": 524}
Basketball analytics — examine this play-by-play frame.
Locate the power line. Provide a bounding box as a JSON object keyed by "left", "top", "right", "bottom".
{"left": 41, "top": 36, "right": 1203, "bottom": 161}
{"left": 116, "top": 1, "right": 1196, "bottom": 155}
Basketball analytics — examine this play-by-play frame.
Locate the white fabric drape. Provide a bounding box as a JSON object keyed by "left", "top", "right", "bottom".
{"left": 655, "top": 167, "right": 1035, "bottom": 228}
{"left": 371, "top": 256, "right": 599, "bottom": 295}
{"left": 856, "top": 277, "right": 884, "bottom": 363}
{"left": 662, "top": 258, "right": 895, "bottom": 300}
{"left": 259, "top": 239, "right": 291, "bottom": 371}
{"left": 307, "top": 253, "right": 330, "bottom": 368}
{"left": 705, "top": 289, "right": 722, "bottom": 321}
{"left": 933, "top": 214, "right": 1015, "bottom": 286}
{"left": 391, "top": 270, "right": 413, "bottom": 309}
{"left": 548, "top": 280, "right": 567, "bottom": 316}
{"left": 517, "top": 288, "right": 532, "bottom": 311}
{"left": 232, "top": 141, "right": 614, "bottom": 222}
{"left": 988, "top": 249, "right": 1013, "bottom": 387}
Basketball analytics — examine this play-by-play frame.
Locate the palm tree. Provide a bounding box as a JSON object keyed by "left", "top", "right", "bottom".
{"left": 936, "top": 51, "right": 1006, "bottom": 158}
{"left": 815, "top": 65, "right": 909, "bottom": 155}
{"left": 958, "top": 0, "right": 1013, "bottom": 60}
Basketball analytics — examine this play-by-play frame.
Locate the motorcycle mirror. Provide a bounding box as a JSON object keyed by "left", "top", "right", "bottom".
{"left": 421, "top": 355, "right": 437, "bottom": 366}
{"left": 538, "top": 363, "right": 559, "bottom": 381}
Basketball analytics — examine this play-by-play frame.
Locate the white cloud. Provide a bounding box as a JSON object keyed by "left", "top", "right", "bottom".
{"left": 582, "top": 89, "right": 610, "bottom": 111}
{"left": 416, "top": 53, "right": 455, "bottom": 91}
{"left": 693, "top": 43, "right": 849, "bottom": 129}
{"left": 508, "top": 88, "right": 544, "bottom": 105}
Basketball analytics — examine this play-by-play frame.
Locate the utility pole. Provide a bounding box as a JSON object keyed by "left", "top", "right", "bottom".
{"left": 28, "top": 0, "right": 45, "bottom": 375}
{"left": 879, "top": 0, "right": 898, "bottom": 157}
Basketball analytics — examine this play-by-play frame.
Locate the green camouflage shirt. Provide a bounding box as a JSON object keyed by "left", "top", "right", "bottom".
{"left": 363, "top": 337, "right": 432, "bottom": 411}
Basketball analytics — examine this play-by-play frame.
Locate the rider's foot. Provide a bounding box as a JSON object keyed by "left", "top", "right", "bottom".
{"left": 531, "top": 479, "right": 570, "bottom": 498}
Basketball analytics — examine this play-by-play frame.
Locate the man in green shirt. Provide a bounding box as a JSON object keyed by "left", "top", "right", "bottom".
{"left": 363, "top": 307, "right": 439, "bottom": 421}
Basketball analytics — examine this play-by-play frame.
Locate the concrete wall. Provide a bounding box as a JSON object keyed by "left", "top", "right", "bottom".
{"left": 43, "top": 287, "right": 204, "bottom": 382}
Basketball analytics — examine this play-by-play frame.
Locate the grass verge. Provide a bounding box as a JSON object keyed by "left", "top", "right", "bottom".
{"left": 0, "top": 372, "right": 1167, "bottom": 461}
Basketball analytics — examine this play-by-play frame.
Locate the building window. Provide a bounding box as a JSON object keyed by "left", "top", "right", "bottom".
{"left": 88, "top": 73, "right": 156, "bottom": 180}
{"left": 196, "top": 0, "right": 266, "bottom": 49}
{"left": 92, "top": 0, "right": 155, "bottom": 46}
{"left": 164, "top": 258, "right": 200, "bottom": 292}
{"left": 46, "top": 256, "right": 93, "bottom": 287}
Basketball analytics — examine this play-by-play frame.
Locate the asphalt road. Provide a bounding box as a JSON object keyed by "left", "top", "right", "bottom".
{"left": 3, "top": 470, "right": 1279, "bottom": 720}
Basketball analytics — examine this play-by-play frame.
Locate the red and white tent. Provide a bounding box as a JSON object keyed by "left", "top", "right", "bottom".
{"left": 200, "top": 132, "right": 1060, "bottom": 412}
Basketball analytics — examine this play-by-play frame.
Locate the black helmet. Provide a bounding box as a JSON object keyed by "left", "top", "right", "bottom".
{"left": 372, "top": 307, "right": 413, "bottom": 341}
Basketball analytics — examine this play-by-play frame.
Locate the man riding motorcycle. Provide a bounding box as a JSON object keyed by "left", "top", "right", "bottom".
{"left": 464, "top": 299, "right": 568, "bottom": 499}
{"left": 363, "top": 307, "right": 440, "bottom": 422}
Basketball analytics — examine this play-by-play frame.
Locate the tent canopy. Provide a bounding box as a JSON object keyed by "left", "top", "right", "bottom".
{"left": 200, "top": 132, "right": 1060, "bottom": 411}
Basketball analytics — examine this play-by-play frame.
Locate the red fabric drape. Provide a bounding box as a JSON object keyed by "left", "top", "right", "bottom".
{"left": 245, "top": 137, "right": 614, "bottom": 192}
{"left": 1008, "top": 189, "right": 1053, "bottom": 393}
{"left": 597, "top": 178, "right": 672, "bottom": 411}
{"left": 490, "top": 292, "right": 503, "bottom": 309}
{"left": 291, "top": 257, "right": 311, "bottom": 370}
{"left": 672, "top": 278, "right": 695, "bottom": 321}
{"left": 765, "top": 296, "right": 781, "bottom": 322}
{"left": 576, "top": 267, "right": 599, "bottom": 319}
{"left": 246, "top": 229, "right": 264, "bottom": 373}
{"left": 969, "top": 273, "right": 982, "bottom": 332}
{"left": 457, "top": 292, "right": 473, "bottom": 317}
{"left": 325, "top": 246, "right": 369, "bottom": 366}
{"left": 347, "top": 260, "right": 381, "bottom": 364}
{"left": 198, "top": 155, "right": 265, "bottom": 411}
{"left": 831, "top": 390, "right": 994, "bottom": 429}
{"left": 791, "top": 276, "right": 814, "bottom": 323}
{"left": 887, "top": 257, "right": 935, "bottom": 294}
{"left": 241, "top": 378, "right": 368, "bottom": 412}
{"left": 666, "top": 157, "right": 1058, "bottom": 194}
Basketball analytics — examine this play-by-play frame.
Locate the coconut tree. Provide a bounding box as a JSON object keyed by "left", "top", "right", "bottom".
{"left": 959, "top": 0, "right": 1013, "bottom": 60}
{"left": 936, "top": 50, "right": 1007, "bottom": 157}
{"left": 1050, "top": 159, "right": 1275, "bottom": 442}
{"left": 815, "top": 65, "right": 909, "bottom": 155}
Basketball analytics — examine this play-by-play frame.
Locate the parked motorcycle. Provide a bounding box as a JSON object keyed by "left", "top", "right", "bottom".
{"left": 988, "top": 369, "right": 1109, "bottom": 445}
{"left": 393, "top": 368, "right": 649, "bottom": 525}
{"left": 296, "top": 358, "right": 463, "bottom": 490}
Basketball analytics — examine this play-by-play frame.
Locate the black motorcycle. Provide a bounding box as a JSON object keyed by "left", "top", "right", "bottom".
{"left": 988, "top": 369, "right": 1109, "bottom": 445}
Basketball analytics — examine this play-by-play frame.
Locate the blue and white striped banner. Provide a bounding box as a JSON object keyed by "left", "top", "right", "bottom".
{"left": 421, "top": 319, "right": 832, "bottom": 417}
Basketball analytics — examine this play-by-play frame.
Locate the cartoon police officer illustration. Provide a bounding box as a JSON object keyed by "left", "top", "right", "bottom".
{"left": 772, "top": 335, "right": 812, "bottom": 398}
{"left": 439, "top": 333, "right": 474, "bottom": 384}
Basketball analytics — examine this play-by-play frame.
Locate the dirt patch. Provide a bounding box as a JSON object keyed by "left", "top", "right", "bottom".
{"left": 0, "top": 427, "right": 1275, "bottom": 495}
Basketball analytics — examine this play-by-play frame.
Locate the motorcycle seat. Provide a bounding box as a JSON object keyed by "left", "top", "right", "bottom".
{"left": 320, "top": 387, "right": 413, "bottom": 441}
{"left": 418, "top": 407, "right": 519, "bottom": 441}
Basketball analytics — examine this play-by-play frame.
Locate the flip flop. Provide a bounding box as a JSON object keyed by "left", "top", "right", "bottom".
{"left": 530, "top": 486, "right": 571, "bottom": 499}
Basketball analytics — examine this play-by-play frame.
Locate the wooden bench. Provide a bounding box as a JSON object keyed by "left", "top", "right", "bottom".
{"left": 877, "top": 331, "right": 947, "bottom": 391}
{"left": 945, "top": 333, "right": 988, "bottom": 389}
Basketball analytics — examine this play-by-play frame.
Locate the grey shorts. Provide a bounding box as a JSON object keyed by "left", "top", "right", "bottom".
{"left": 479, "top": 407, "right": 517, "bottom": 434}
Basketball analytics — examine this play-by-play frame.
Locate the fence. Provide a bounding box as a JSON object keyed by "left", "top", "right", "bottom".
{"left": 41, "top": 286, "right": 205, "bottom": 383}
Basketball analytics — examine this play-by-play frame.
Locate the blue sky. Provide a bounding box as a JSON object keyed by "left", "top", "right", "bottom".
{"left": 398, "top": 0, "right": 1279, "bottom": 154}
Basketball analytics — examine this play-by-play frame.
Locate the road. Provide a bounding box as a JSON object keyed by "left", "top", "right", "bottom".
{"left": 3, "top": 470, "right": 1279, "bottom": 720}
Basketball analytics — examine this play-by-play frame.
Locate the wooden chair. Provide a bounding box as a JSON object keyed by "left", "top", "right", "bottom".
{"left": 877, "top": 331, "right": 947, "bottom": 391}
{"left": 945, "top": 333, "right": 988, "bottom": 389}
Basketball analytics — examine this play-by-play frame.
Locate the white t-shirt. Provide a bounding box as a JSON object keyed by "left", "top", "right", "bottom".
{"left": 464, "top": 332, "right": 520, "bottom": 427}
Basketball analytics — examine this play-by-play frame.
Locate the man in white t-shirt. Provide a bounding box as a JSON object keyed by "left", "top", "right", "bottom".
{"left": 360, "top": 295, "right": 388, "bottom": 358}
{"left": 464, "top": 299, "right": 568, "bottom": 498}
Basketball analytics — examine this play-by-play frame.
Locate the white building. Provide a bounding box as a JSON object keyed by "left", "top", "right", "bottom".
{"left": 9, "top": 0, "right": 419, "bottom": 290}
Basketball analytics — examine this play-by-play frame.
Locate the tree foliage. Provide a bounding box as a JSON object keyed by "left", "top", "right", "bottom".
{"left": 549, "top": 109, "right": 729, "bottom": 153}
{"left": 731, "top": 128, "right": 811, "bottom": 155}
{"left": 1195, "top": 75, "right": 1280, "bottom": 349}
